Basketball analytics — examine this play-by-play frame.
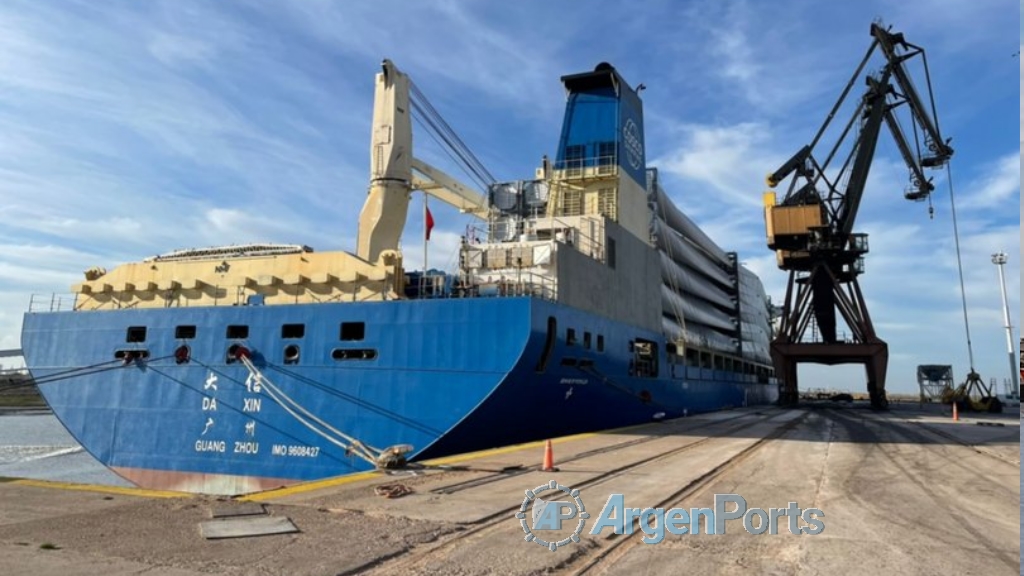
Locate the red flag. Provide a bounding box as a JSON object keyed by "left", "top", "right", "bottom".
{"left": 425, "top": 206, "right": 435, "bottom": 241}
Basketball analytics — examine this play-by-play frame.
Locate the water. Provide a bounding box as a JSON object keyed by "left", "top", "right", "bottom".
{"left": 0, "top": 412, "right": 131, "bottom": 487}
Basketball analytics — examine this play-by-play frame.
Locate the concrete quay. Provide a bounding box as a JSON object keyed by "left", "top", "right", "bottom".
{"left": 0, "top": 404, "right": 1018, "bottom": 575}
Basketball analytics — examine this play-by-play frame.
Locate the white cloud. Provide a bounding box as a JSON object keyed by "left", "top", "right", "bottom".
{"left": 276, "top": 1, "right": 563, "bottom": 112}
{"left": 960, "top": 153, "right": 1020, "bottom": 208}
{"left": 652, "top": 122, "right": 779, "bottom": 209}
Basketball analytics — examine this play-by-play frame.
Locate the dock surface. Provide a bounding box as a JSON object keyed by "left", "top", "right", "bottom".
{"left": 0, "top": 404, "right": 1018, "bottom": 575}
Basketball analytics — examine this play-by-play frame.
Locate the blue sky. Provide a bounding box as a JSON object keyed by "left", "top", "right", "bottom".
{"left": 0, "top": 0, "right": 1019, "bottom": 395}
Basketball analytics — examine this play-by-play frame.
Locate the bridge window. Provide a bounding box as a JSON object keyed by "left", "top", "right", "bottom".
{"left": 564, "top": 144, "right": 585, "bottom": 178}
{"left": 597, "top": 335, "right": 605, "bottom": 353}
{"left": 566, "top": 328, "right": 577, "bottom": 346}
{"left": 597, "top": 142, "right": 616, "bottom": 174}
{"left": 583, "top": 332, "right": 592, "bottom": 350}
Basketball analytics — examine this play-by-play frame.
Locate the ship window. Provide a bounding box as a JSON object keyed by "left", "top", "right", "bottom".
{"left": 332, "top": 348, "right": 377, "bottom": 361}
{"left": 597, "top": 335, "right": 605, "bottom": 352}
{"left": 583, "top": 331, "right": 592, "bottom": 350}
{"left": 175, "top": 325, "right": 197, "bottom": 339}
{"left": 340, "top": 322, "right": 365, "bottom": 341}
{"left": 227, "top": 325, "right": 249, "bottom": 339}
{"left": 566, "top": 328, "right": 577, "bottom": 346}
{"left": 560, "top": 357, "right": 578, "bottom": 367}
{"left": 578, "top": 359, "right": 594, "bottom": 368}
{"left": 561, "top": 188, "right": 583, "bottom": 216}
{"left": 282, "top": 324, "right": 305, "bottom": 339}
{"left": 126, "top": 326, "right": 147, "bottom": 343}
{"left": 606, "top": 237, "right": 616, "bottom": 269}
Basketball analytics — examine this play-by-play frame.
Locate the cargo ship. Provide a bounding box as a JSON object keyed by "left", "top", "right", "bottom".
{"left": 21, "top": 61, "right": 779, "bottom": 495}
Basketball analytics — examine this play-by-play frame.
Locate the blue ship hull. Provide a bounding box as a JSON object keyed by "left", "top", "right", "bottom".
{"left": 21, "top": 297, "right": 778, "bottom": 495}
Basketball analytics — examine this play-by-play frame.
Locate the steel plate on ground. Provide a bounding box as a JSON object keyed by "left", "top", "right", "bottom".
{"left": 200, "top": 516, "right": 298, "bottom": 539}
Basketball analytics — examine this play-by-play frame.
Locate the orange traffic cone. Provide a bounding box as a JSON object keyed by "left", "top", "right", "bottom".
{"left": 952, "top": 401, "right": 959, "bottom": 422}
{"left": 541, "top": 439, "right": 558, "bottom": 472}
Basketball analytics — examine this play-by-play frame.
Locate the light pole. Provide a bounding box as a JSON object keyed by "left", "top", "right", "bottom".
{"left": 990, "top": 251, "right": 1018, "bottom": 392}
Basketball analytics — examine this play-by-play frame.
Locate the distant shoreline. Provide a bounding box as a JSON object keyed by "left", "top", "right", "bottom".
{"left": 0, "top": 377, "right": 46, "bottom": 412}
{"left": 0, "top": 406, "right": 52, "bottom": 416}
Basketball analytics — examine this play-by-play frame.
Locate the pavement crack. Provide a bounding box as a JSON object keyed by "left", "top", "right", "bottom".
{"left": 811, "top": 416, "right": 835, "bottom": 509}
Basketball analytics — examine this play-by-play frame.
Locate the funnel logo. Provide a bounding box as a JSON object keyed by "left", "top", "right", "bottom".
{"left": 516, "top": 480, "right": 589, "bottom": 551}
{"left": 622, "top": 118, "right": 644, "bottom": 171}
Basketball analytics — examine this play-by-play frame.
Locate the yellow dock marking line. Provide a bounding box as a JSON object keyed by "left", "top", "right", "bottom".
{"left": 240, "top": 470, "right": 382, "bottom": 501}
{"left": 241, "top": 419, "right": 673, "bottom": 502}
{"left": 9, "top": 478, "right": 190, "bottom": 499}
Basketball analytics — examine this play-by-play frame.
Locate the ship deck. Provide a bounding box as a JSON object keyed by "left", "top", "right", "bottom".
{"left": 0, "top": 403, "right": 1018, "bottom": 575}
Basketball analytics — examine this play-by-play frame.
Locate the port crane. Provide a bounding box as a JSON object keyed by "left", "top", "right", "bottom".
{"left": 763, "top": 23, "right": 953, "bottom": 409}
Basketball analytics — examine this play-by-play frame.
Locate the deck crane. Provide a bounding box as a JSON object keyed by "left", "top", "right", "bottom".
{"left": 763, "top": 23, "right": 953, "bottom": 409}
{"left": 358, "top": 59, "right": 492, "bottom": 264}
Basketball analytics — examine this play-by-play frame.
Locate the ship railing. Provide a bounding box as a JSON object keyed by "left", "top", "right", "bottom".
{"left": 552, "top": 152, "right": 618, "bottom": 180}
{"left": 552, "top": 215, "right": 606, "bottom": 264}
{"left": 470, "top": 270, "right": 558, "bottom": 300}
{"left": 476, "top": 213, "right": 607, "bottom": 268}
{"left": 416, "top": 270, "right": 558, "bottom": 301}
{"left": 27, "top": 293, "right": 79, "bottom": 313}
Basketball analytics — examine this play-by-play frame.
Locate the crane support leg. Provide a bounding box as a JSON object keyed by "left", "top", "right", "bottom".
{"left": 774, "top": 352, "right": 800, "bottom": 406}
{"left": 771, "top": 265, "right": 889, "bottom": 409}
